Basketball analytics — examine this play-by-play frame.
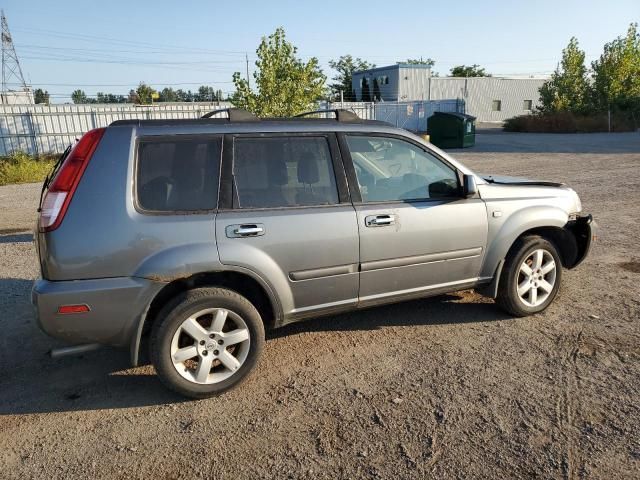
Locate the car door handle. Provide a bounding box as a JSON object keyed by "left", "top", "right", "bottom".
{"left": 365, "top": 215, "right": 395, "bottom": 227}
{"left": 226, "top": 224, "right": 265, "bottom": 238}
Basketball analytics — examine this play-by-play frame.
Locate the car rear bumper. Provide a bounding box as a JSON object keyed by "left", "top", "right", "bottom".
{"left": 32, "top": 276, "right": 163, "bottom": 347}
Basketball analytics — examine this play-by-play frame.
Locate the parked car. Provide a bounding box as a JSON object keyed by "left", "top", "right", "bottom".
{"left": 32, "top": 108, "right": 594, "bottom": 398}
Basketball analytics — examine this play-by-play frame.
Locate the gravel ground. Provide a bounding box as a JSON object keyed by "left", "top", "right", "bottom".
{"left": 1, "top": 132, "right": 639, "bottom": 479}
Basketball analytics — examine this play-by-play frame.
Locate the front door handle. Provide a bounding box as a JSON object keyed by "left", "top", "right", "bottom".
{"left": 226, "top": 224, "right": 265, "bottom": 238}
{"left": 365, "top": 214, "right": 395, "bottom": 227}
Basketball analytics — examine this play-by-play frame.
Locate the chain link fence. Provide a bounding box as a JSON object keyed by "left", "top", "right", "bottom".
{"left": 321, "top": 100, "right": 464, "bottom": 131}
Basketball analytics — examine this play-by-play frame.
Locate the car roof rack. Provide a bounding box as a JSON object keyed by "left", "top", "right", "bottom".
{"left": 200, "top": 107, "right": 259, "bottom": 121}
{"left": 295, "top": 109, "right": 361, "bottom": 122}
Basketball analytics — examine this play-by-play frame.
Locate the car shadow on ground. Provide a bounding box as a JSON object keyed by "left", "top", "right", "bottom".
{"left": 267, "top": 293, "right": 511, "bottom": 340}
{"left": 0, "top": 279, "right": 511, "bottom": 415}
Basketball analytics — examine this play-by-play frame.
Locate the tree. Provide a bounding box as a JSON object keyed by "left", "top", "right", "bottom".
{"left": 135, "top": 82, "right": 157, "bottom": 104}
{"left": 196, "top": 85, "right": 218, "bottom": 102}
{"left": 372, "top": 77, "right": 381, "bottom": 101}
{"left": 232, "top": 27, "right": 326, "bottom": 117}
{"left": 403, "top": 58, "right": 436, "bottom": 68}
{"left": 361, "top": 77, "right": 371, "bottom": 102}
{"left": 96, "top": 92, "right": 125, "bottom": 103}
{"left": 158, "top": 87, "right": 178, "bottom": 102}
{"left": 538, "top": 37, "right": 589, "bottom": 113}
{"left": 449, "top": 64, "right": 491, "bottom": 77}
{"left": 34, "top": 88, "right": 49, "bottom": 104}
{"left": 71, "top": 89, "right": 88, "bottom": 104}
{"left": 591, "top": 23, "right": 640, "bottom": 112}
{"left": 328, "top": 55, "right": 375, "bottom": 101}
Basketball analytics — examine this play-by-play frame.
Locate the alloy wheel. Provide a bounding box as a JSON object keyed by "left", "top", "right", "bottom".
{"left": 516, "top": 249, "right": 557, "bottom": 308}
{"left": 170, "top": 308, "right": 250, "bottom": 384}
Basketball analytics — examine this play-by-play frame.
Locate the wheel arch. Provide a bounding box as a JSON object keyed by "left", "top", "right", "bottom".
{"left": 130, "top": 269, "right": 281, "bottom": 366}
{"left": 479, "top": 224, "right": 576, "bottom": 299}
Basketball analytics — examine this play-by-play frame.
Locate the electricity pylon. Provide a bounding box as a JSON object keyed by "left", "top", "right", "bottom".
{"left": 1, "top": 10, "right": 28, "bottom": 92}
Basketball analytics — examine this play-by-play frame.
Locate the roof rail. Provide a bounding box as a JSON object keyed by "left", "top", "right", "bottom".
{"left": 201, "top": 107, "right": 259, "bottom": 121}
{"left": 295, "top": 109, "right": 361, "bottom": 122}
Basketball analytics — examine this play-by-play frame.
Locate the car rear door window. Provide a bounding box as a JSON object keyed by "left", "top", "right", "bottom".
{"left": 137, "top": 136, "right": 221, "bottom": 212}
{"left": 233, "top": 136, "right": 339, "bottom": 209}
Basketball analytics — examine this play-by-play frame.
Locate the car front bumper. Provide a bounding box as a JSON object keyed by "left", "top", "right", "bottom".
{"left": 566, "top": 214, "right": 596, "bottom": 268}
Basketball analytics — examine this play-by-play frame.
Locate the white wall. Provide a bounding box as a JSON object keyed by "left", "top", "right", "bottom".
{"left": 428, "top": 77, "right": 546, "bottom": 122}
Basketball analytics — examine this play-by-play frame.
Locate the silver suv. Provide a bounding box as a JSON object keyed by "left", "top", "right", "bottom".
{"left": 32, "top": 108, "right": 594, "bottom": 398}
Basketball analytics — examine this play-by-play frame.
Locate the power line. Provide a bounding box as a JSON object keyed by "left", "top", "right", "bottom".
{"left": 12, "top": 27, "right": 586, "bottom": 67}
{"left": 15, "top": 43, "right": 248, "bottom": 56}
{"left": 4, "top": 81, "right": 235, "bottom": 87}
{"left": 13, "top": 26, "right": 249, "bottom": 55}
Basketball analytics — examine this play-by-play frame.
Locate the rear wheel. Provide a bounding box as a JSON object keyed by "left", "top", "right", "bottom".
{"left": 150, "top": 287, "right": 264, "bottom": 398}
{"left": 496, "top": 235, "right": 562, "bottom": 317}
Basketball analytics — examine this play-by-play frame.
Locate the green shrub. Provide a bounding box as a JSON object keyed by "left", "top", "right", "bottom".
{"left": 503, "top": 112, "right": 637, "bottom": 133}
{"left": 0, "top": 152, "right": 56, "bottom": 186}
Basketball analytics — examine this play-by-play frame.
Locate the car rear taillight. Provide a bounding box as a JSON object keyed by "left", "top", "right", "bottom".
{"left": 39, "top": 128, "right": 106, "bottom": 232}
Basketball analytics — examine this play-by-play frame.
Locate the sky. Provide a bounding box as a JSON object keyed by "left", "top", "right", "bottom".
{"left": 2, "top": 0, "right": 639, "bottom": 102}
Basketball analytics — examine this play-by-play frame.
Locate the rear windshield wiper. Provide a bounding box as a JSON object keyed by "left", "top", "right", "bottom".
{"left": 38, "top": 144, "right": 73, "bottom": 212}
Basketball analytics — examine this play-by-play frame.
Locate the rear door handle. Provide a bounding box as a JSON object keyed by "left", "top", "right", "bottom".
{"left": 226, "top": 224, "right": 265, "bottom": 238}
{"left": 365, "top": 214, "right": 395, "bottom": 227}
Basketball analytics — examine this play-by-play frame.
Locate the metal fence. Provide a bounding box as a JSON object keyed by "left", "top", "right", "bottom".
{"left": 322, "top": 99, "right": 463, "bottom": 131}
{"left": 0, "top": 102, "right": 232, "bottom": 155}
{"left": 0, "top": 99, "right": 463, "bottom": 156}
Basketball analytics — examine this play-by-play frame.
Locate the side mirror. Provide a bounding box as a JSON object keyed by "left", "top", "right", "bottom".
{"left": 463, "top": 174, "right": 478, "bottom": 198}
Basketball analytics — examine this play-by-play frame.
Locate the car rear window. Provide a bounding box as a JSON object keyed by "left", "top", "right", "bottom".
{"left": 233, "top": 136, "right": 339, "bottom": 209}
{"left": 136, "top": 136, "right": 221, "bottom": 212}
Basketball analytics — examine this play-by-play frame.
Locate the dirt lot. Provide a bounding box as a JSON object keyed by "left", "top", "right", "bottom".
{"left": 1, "top": 132, "right": 639, "bottom": 479}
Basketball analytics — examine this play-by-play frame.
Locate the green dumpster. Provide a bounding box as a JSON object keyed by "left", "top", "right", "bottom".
{"left": 427, "top": 112, "right": 476, "bottom": 148}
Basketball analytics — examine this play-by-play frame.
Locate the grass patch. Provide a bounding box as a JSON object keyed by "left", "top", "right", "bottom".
{"left": 0, "top": 152, "right": 56, "bottom": 186}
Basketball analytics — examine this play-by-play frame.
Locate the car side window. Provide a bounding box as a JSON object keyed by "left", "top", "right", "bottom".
{"left": 233, "top": 136, "right": 339, "bottom": 209}
{"left": 136, "top": 136, "right": 221, "bottom": 212}
{"left": 345, "top": 135, "right": 460, "bottom": 202}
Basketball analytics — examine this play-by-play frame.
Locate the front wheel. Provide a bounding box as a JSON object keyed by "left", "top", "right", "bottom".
{"left": 496, "top": 235, "right": 562, "bottom": 317}
{"left": 150, "top": 287, "right": 265, "bottom": 398}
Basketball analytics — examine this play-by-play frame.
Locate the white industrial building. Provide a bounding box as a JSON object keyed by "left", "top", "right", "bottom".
{"left": 352, "top": 64, "right": 547, "bottom": 122}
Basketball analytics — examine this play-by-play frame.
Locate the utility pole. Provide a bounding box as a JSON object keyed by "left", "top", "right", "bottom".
{"left": 245, "top": 53, "right": 250, "bottom": 90}
{"left": 1, "top": 10, "right": 28, "bottom": 94}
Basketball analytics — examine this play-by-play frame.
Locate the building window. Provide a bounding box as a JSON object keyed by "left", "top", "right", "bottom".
{"left": 492, "top": 100, "right": 502, "bottom": 112}
{"left": 376, "top": 76, "right": 389, "bottom": 86}
{"left": 523, "top": 100, "right": 533, "bottom": 111}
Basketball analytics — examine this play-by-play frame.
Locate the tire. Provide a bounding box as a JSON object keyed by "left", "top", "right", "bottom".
{"left": 150, "top": 287, "right": 265, "bottom": 399}
{"left": 496, "top": 235, "right": 562, "bottom": 317}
